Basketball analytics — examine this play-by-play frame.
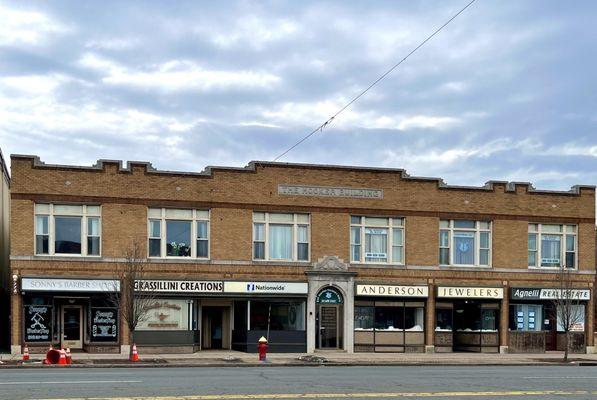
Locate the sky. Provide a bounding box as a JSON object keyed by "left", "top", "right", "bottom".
{"left": 0, "top": 0, "right": 596, "bottom": 190}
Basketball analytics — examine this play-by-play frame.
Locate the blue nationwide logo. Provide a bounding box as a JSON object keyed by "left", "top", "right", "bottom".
{"left": 247, "top": 283, "right": 256, "bottom": 291}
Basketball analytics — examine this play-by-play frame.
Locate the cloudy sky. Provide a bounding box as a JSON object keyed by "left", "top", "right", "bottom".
{"left": 0, "top": 1, "right": 596, "bottom": 190}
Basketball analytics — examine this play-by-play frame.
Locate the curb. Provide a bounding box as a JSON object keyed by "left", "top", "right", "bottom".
{"left": 0, "top": 361, "right": 585, "bottom": 369}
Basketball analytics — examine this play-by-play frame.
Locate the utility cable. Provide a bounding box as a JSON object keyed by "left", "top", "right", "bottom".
{"left": 272, "top": 0, "right": 478, "bottom": 162}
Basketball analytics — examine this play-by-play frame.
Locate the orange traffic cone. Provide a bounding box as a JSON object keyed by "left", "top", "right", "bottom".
{"left": 130, "top": 343, "right": 139, "bottom": 362}
{"left": 22, "top": 345, "right": 30, "bottom": 361}
{"left": 65, "top": 348, "right": 72, "bottom": 365}
{"left": 58, "top": 348, "right": 67, "bottom": 365}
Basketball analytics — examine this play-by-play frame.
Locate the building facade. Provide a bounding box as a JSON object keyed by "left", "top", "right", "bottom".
{"left": 9, "top": 155, "right": 596, "bottom": 355}
{"left": 0, "top": 149, "right": 10, "bottom": 351}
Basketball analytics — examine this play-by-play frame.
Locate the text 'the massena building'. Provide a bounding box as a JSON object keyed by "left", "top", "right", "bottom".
{"left": 9, "top": 155, "right": 596, "bottom": 355}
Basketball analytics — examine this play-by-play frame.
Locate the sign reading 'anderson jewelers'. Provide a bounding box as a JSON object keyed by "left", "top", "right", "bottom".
{"left": 278, "top": 184, "right": 383, "bottom": 199}
{"left": 437, "top": 286, "right": 504, "bottom": 299}
{"left": 356, "top": 284, "right": 429, "bottom": 298}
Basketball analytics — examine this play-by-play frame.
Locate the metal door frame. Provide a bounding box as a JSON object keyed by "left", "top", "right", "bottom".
{"left": 318, "top": 304, "right": 340, "bottom": 349}
{"left": 61, "top": 305, "right": 83, "bottom": 349}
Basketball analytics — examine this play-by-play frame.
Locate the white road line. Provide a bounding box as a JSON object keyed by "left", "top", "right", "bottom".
{"left": 523, "top": 376, "right": 597, "bottom": 379}
{"left": 0, "top": 380, "right": 142, "bottom": 385}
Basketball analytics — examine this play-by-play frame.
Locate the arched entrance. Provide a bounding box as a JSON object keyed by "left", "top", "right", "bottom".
{"left": 316, "top": 287, "right": 344, "bottom": 349}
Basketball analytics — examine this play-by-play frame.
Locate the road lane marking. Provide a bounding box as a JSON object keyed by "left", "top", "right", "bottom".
{"left": 0, "top": 380, "right": 142, "bottom": 386}
{"left": 36, "top": 389, "right": 597, "bottom": 400}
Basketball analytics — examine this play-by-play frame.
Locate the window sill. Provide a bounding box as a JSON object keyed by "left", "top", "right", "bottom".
{"left": 350, "top": 262, "right": 406, "bottom": 268}
{"left": 252, "top": 260, "right": 311, "bottom": 266}
{"left": 528, "top": 266, "right": 578, "bottom": 271}
{"left": 440, "top": 264, "right": 492, "bottom": 268}
{"left": 147, "top": 257, "right": 211, "bottom": 264}
{"left": 31, "top": 255, "right": 103, "bottom": 261}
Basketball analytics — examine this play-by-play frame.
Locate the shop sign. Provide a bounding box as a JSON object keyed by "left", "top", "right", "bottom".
{"left": 437, "top": 286, "right": 503, "bottom": 299}
{"left": 356, "top": 284, "right": 428, "bottom": 298}
{"left": 90, "top": 307, "right": 118, "bottom": 342}
{"left": 135, "top": 280, "right": 223, "bottom": 293}
{"left": 278, "top": 184, "right": 383, "bottom": 199}
{"left": 21, "top": 278, "right": 120, "bottom": 293}
{"left": 316, "top": 288, "right": 343, "bottom": 304}
{"left": 24, "top": 305, "right": 52, "bottom": 342}
{"left": 224, "top": 281, "right": 308, "bottom": 294}
{"left": 511, "top": 288, "right": 590, "bottom": 300}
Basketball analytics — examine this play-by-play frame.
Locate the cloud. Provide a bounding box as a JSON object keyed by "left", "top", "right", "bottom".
{"left": 0, "top": 0, "right": 595, "bottom": 195}
{"left": 0, "top": 4, "right": 68, "bottom": 46}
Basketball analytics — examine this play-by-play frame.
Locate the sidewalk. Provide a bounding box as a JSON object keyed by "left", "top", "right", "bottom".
{"left": 2, "top": 350, "right": 597, "bottom": 368}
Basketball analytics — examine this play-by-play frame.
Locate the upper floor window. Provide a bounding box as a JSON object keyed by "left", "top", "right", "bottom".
{"left": 35, "top": 204, "right": 101, "bottom": 256}
{"left": 439, "top": 220, "right": 491, "bottom": 266}
{"left": 253, "top": 212, "right": 310, "bottom": 261}
{"left": 148, "top": 208, "right": 209, "bottom": 259}
{"left": 528, "top": 224, "right": 576, "bottom": 269}
{"left": 350, "top": 216, "right": 404, "bottom": 264}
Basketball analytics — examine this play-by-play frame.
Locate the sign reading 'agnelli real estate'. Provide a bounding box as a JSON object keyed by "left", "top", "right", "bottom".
{"left": 511, "top": 288, "right": 591, "bottom": 300}
{"left": 278, "top": 184, "right": 383, "bottom": 199}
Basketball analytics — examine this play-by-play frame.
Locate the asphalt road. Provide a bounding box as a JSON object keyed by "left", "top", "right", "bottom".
{"left": 1, "top": 365, "right": 597, "bottom": 400}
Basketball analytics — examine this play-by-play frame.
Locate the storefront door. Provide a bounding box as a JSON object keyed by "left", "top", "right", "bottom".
{"left": 203, "top": 307, "right": 224, "bottom": 349}
{"left": 62, "top": 305, "right": 83, "bottom": 349}
{"left": 319, "top": 305, "right": 339, "bottom": 349}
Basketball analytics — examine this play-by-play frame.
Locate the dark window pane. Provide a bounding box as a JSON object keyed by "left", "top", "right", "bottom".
{"left": 197, "top": 240, "right": 208, "bottom": 258}
{"left": 55, "top": 216, "right": 81, "bottom": 254}
{"left": 354, "top": 306, "right": 374, "bottom": 329}
{"left": 36, "top": 235, "right": 49, "bottom": 254}
{"left": 87, "top": 237, "right": 100, "bottom": 255}
{"left": 250, "top": 301, "right": 305, "bottom": 331}
{"left": 454, "top": 220, "right": 476, "bottom": 228}
{"left": 439, "top": 248, "right": 450, "bottom": 265}
{"left": 254, "top": 242, "right": 265, "bottom": 259}
{"left": 375, "top": 306, "right": 403, "bottom": 330}
{"left": 297, "top": 243, "right": 308, "bottom": 260}
{"left": 166, "top": 220, "right": 191, "bottom": 257}
{"left": 436, "top": 309, "right": 453, "bottom": 331}
{"left": 566, "top": 252, "right": 575, "bottom": 268}
{"left": 149, "top": 239, "right": 161, "bottom": 257}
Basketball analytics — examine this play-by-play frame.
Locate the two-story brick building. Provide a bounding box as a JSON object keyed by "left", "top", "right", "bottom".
{"left": 9, "top": 155, "right": 596, "bottom": 355}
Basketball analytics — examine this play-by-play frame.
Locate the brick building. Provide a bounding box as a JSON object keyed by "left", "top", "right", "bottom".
{"left": 9, "top": 155, "right": 596, "bottom": 355}
{"left": 0, "top": 148, "right": 10, "bottom": 351}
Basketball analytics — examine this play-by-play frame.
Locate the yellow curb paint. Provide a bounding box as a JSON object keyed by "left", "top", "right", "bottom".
{"left": 43, "top": 389, "right": 597, "bottom": 400}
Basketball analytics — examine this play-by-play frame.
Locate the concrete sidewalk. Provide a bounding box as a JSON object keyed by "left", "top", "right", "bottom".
{"left": 2, "top": 350, "right": 597, "bottom": 367}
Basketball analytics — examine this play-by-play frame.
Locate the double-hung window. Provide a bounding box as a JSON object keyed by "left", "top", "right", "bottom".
{"left": 439, "top": 220, "right": 491, "bottom": 266}
{"left": 148, "top": 208, "right": 210, "bottom": 259}
{"left": 252, "top": 212, "right": 310, "bottom": 261}
{"left": 34, "top": 204, "right": 101, "bottom": 256}
{"left": 350, "top": 216, "right": 404, "bottom": 264}
{"left": 528, "top": 224, "right": 576, "bottom": 269}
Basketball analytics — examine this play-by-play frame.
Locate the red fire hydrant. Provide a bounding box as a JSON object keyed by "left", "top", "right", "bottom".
{"left": 258, "top": 336, "right": 268, "bottom": 361}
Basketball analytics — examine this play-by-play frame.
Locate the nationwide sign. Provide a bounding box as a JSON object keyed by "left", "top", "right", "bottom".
{"left": 511, "top": 287, "right": 591, "bottom": 300}
{"left": 224, "top": 281, "right": 308, "bottom": 295}
{"left": 278, "top": 184, "right": 383, "bottom": 199}
{"left": 437, "top": 286, "right": 504, "bottom": 299}
{"left": 135, "top": 280, "right": 223, "bottom": 293}
{"left": 356, "top": 284, "right": 429, "bottom": 298}
{"left": 22, "top": 278, "right": 120, "bottom": 292}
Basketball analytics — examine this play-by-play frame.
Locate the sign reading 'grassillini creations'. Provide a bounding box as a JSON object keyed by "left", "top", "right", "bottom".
{"left": 278, "top": 184, "right": 383, "bottom": 199}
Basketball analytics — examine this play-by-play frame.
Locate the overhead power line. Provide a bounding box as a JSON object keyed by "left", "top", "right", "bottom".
{"left": 272, "top": 0, "right": 478, "bottom": 162}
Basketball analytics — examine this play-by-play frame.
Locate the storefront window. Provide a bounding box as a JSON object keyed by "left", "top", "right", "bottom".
{"left": 249, "top": 301, "right": 305, "bottom": 331}
{"left": 556, "top": 304, "right": 585, "bottom": 332}
{"left": 354, "top": 306, "right": 374, "bottom": 330}
{"left": 137, "top": 299, "right": 190, "bottom": 330}
{"left": 375, "top": 307, "right": 403, "bottom": 330}
{"left": 455, "top": 302, "right": 498, "bottom": 332}
{"left": 435, "top": 308, "right": 453, "bottom": 331}
{"left": 510, "top": 304, "right": 543, "bottom": 331}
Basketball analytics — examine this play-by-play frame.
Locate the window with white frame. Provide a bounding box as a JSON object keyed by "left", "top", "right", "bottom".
{"left": 252, "top": 212, "right": 310, "bottom": 261}
{"left": 350, "top": 216, "right": 404, "bottom": 264}
{"left": 148, "top": 208, "right": 209, "bottom": 258}
{"left": 528, "top": 224, "right": 577, "bottom": 269}
{"left": 439, "top": 220, "right": 491, "bottom": 266}
{"left": 34, "top": 204, "right": 101, "bottom": 256}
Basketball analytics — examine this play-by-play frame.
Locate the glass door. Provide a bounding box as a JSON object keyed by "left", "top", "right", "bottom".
{"left": 319, "top": 305, "right": 339, "bottom": 349}
{"left": 62, "top": 305, "right": 83, "bottom": 349}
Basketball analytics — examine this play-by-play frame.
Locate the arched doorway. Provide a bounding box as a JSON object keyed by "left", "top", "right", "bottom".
{"left": 316, "top": 287, "right": 344, "bottom": 349}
